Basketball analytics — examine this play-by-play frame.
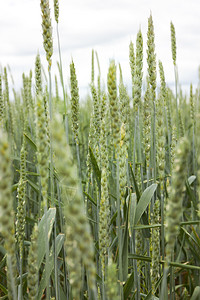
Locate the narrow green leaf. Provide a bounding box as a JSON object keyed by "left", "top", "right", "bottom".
{"left": 38, "top": 234, "right": 65, "bottom": 299}
{"left": 134, "top": 184, "right": 157, "bottom": 225}
{"left": 129, "top": 164, "right": 151, "bottom": 237}
{"left": 140, "top": 214, "right": 151, "bottom": 238}
{"left": 191, "top": 286, "right": 200, "bottom": 300}
{"left": 188, "top": 175, "right": 196, "bottom": 185}
{"left": 58, "top": 283, "right": 68, "bottom": 300}
{"left": 0, "top": 283, "right": 7, "bottom": 295}
{"left": 129, "top": 163, "right": 141, "bottom": 200}
{"left": 24, "top": 132, "right": 37, "bottom": 151}
{"left": 83, "top": 191, "right": 97, "bottom": 206}
{"left": 144, "top": 291, "right": 159, "bottom": 300}
{"left": 180, "top": 221, "right": 200, "bottom": 226}
{"left": 128, "top": 253, "right": 151, "bottom": 262}
{"left": 191, "top": 226, "right": 200, "bottom": 248}
{"left": 51, "top": 275, "right": 68, "bottom": 300}
{"left": 37, "top": 208, "right": 56, "bottom": 269}
{"left": 128, "top": 254, "right": 200, "bottom": 271}
{"left": 185, "top": 178, "right": 198, "bottom": 210}
{"left": 183, "top": 233, "right": 200, "bottom": 261}
{"left": 129, "top": 193, "right": 137, "bottom": 231}
{"left": 25, "top": 171, "right": 40, "bottom": 176}
{"left": 123, "top": 270, "right": 135, "bottom": 300}
{"left": 89, "top": 146, "right": 101, "bottom": 187}
{"left": 181, "top": 227, "right": 200, "bottom": 249}
{"left": 109, "top": 236, "right": 118, "bottom": 252}
{"left": 27, "top": 178, "right": 39, "bottom": 193}
{"left": 0, "top": 255, "right": 6, "bottom": 269}
{"left": 110, "top": 210, "right": 117, "bottom": 225}
{"left": 160, "top": 260, "right": 200, "bottom": 271}
{"left": 11, "top": 183, "right": 18, "bottom": 192}
{"left": 133, "top": 224, "right": 161, "bottom": 229}
{"left": 16, "top": 272, "right": 28, "bottom": 284}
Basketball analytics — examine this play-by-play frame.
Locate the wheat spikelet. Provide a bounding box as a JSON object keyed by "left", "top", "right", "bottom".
{"left": 27, "top": 224, "right": 38, "bottom": 300}
{"left": 170, "top": 21, "right": 177, "bottom": 66}
{"left": 0, "top": 129, "right": 17, "bottom": 299}
{"left": 147, "top": 14, "right": 156, "bottom": 100}
{"left": 35, "top": 53, "right": 42, "bottom": 96}
{"left": 36, "top": 95, "right": 49, "bottom": 208}
{"left": 16, "top": 140, "right": 27, "bottom": 256}
{"left": 70, "top": 60, "right": 80, "bottom": 145}
{"left": 40, "top": 0, "right": 53, "bottom": 70}
{"left": 134, "top": 29, "right": 143, "bottom": 112}
{"left": 52, "top": 115, "right": 96, "bottom": 297}
{"left": 107, "top": 60, "right": 120, "bottom": 151}
{"left": 54, "top": 0, "right": 59, "bottom": 23}
{"left": 151, "top": 200, "right": 160, "bottom": 294}
{"left": 99, "top": 94, "right": 110, "bottom": 274}
{"left": 165, "top": 137, "right": 189, "bottom": 262}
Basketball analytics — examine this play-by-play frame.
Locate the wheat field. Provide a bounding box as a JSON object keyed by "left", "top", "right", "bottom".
{"left": 0, "top": 1, "right": 200, "bottom": 299}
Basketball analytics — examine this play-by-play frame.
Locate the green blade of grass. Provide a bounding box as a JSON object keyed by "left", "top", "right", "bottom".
{"left": 37, "top": 208, "right": 56, "bottom": 269}
{"left": 129, "top": 193, "right": 137, "bottom": 231}
{"left": 134, "top": 183, "right": 157, "bottom": 225}
{"left": 89, "top": 146, "right": 101, "bottom": 187}
{"left": 24, "top": 132, "right": 37, "bottom": 151}
{"left": 123, "top": 270, "right": 135, "bottom": 300}
{"left": 38, "top": 234, "right": 64, "bottom": 299}
{"left": 191, "top": 286, "right": 200, "bottom": 300}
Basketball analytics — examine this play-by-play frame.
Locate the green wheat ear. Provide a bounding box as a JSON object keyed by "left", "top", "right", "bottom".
{"left": 107, "top": 60, "right": 120, "bottom": 150}
{"left": 99, "top": 94, "right": 110, "bottom": 275}
{"left": 119, "top": 123, "right": 128, "bottom": 209}
{"left": 54, "top": 0, "right": 59, "bottom": 23}
{"left": 36, "top": 95, "right": 49, "bottom": 209}
{"left": 156, "top": 91, "right": 165, "bottom": 188}
{"left": 105, "top": 259, "right": 120, "bottom": 300}
{"left": 27, "top": 224, "right": 38, "bottom": 300}
{"left": 70, "top": 59, "right": 80, "bottom": 145}
{"left": 151, "top": 199, "right": 160, "bottom": 294}
{"left": 0, "top": 129, "right": 17, "bottom": 299}
{"left": 3, "top": 67, "right": 14, "bottom": 138}
{"left": 91, "top": 49, "right": 95, "bottom": 84}
{"left": 143, "top": 78, "right": 151, "bottom": 169}
{"left": 129, "top": 41, "right": 135, "bottom": 99}
{"left": 190, "top": 83, "right": 195, "bottom": 126}
{"left": 16, "top": 140, "right": 27, "bottom": 257}
{"left": 170, "top": 21, "right": 177, "bottom": 66}
{"left": 35, "top": 53, "right": 42, "bottom": 96}
{"left": 40, "top": 0, "right": 53, "bottom": 70}
{"left": 134, "top": 29, "right": 143, "bottom": 112}
{"left": 165, "top": 137, "right": 190, "bottom": 263}
{"left": 52, "top": 115, "right": 96, "bottom": 298}
{"left": 147, "top": 13, "right": 156, "bottom": 100}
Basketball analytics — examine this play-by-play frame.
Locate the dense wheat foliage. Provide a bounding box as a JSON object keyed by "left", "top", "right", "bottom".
{"left": 0, "top": 1, "right": 200, "bottom": 299}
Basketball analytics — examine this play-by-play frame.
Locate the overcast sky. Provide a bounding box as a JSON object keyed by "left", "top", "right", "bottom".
{"left": 0, "top": 0, "right": 200, "bottom": 99}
